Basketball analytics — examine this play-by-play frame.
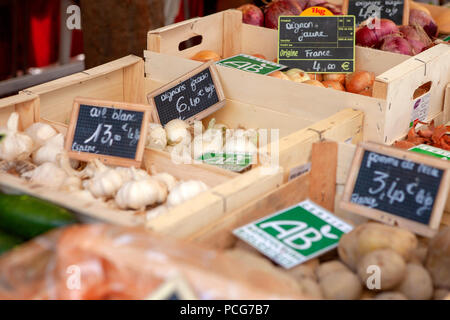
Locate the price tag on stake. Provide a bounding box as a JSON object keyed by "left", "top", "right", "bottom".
{"left": 216, "top": 54, "right": 286, "bottom": 75}
{"left": 277, "top": 15, "right": 355, "bottom": 73}
{"left": 65, "top": 98, "right": 151, "bottom": 167}
{"left": 340, "top": 142, "right": 450, "bottom": 237}
{"left": 147, "top": 61, "right": 225, "bottom": 126}
{"left": 342, "top": 0, "right": 409, "bottom": 26}
{"left": 233, "top": 200, "right": 353, "bottom": 269}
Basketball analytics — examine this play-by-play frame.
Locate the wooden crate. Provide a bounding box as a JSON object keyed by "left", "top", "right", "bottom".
{"left": 147, "top": 10, "right": 450, "bottom": 146}
{"left": 0, "top": 55, "right": 363, "bottom": 237}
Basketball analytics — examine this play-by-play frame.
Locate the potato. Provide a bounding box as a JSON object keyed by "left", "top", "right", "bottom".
{"left": 397, "top": 264, "right": 433, "bottom": 300}
{"left": 357, "top": 249, "right": 406, "bottom": 290}
{"left": 316, "top": 260, "right": 350, "bottom": 280}
{"left": 426, "top": 227, "right": 450, "bottom": 289}
{"left": 338, "top": 223, "right": 417, "bottom": 270}
{"left": 433, "top": 288, "right": 449, "bottom": 300}
{"left": 375, "top": 292, "right": 408, "bottom": 300}
{"left": 319, "top": 270, "right": 362, "bottom": 300}
{"left": 297, "top": 278, "right": 323, "bottom": 299}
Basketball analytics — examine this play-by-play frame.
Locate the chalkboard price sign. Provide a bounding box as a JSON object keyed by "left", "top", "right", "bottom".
{"left": 65, "top": 98, "right": 151, "bottom": 167}
{"left": 278, "top": 16, "right": 355, "bottom": 73}
{"left": 147, "top": 61, "right": 225, "bottom": 126}
{"left": 340, "top": 142, "right": 450, "bottom": 237}
{"left": 342, "top": 0, "right": 409, "bottom": 26}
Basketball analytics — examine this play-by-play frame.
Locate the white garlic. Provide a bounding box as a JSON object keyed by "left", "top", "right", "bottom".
{"left": 192, "top": 127, "right": 223, "bottom": 158}
{"left": 146, "top": 123, "right": 167, "bottom": 150}
{"left": 223, "top": 131, "right": 258, "bottom": 155}
{"left": 83, "top": 159, "right": 124, "bottom": 198}
{"left": 115, "top": 166, "right": 150, "bottom": 182}
{"left": 165, "top": 119, "right": 191, "bottom": 146}
{"left": 166, "top": 180, "right": 208, "bottom": 207}
{"left": 115, "top": 178, "right": 167, "bottom": 210}
{"left": 166, "top": 143, "right": 192, "bottom": 165}
{"left": 0, "top": 113, "right": 33, "bottom": 161}
{"left": 22, "top": 162, "right": 68, "bottom": 188}
{"left": 25, "top": 122, "right": 57, "bottom": 149}
{"left": 32, "top": 133, "right": 64, "bottom": 165}
{"left": 153, "top": 172, "right": 177, "bottom": 191}
{"left": 146, "top": 205, "right": 169, "bottom": 221}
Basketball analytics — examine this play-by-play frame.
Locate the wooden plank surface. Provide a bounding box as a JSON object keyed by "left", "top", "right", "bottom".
{"left": 309, "top": 141, "right": 338, "bottom": 212}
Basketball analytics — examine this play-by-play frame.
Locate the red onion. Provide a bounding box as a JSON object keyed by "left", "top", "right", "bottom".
{"left": 283, "top": 0, "right": 304, "bottom": 14}
{"left": 320, "top": 3, "right": 343, "bottom": 15}
{"left": 264, "top": 0, "right": 296, "bottom": 29}
{"left": 380, "top": 34, "right": 414, "bottom": 55}
{"left": 356, "top": 18, "right": 399, "bottom": 48}
{"left": 305, "top": 0, "right": 327, "bottom": 8}
{"left": 237, "top": 4, "right": 264, "bottom": 27}
{"left": 399, "top": 25, "right": 432, "bottom": 55}
{"left": 409, "top": 9, "right": 438, "bottom": 39}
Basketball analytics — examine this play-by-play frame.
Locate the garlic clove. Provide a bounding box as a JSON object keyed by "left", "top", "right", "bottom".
{"left": 25, "top": 122, "right": 57, "bottom": 149}
{"left": 166, "top": 180, "right": 208, "bottom": 207}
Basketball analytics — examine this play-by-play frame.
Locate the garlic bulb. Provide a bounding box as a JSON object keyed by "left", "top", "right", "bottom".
{"left": 0, "top": 160, "right": 36, "bottom": 176}
{"left": 153, "top": 172, "right": 177, "bottom": 191}
{"left": 146, "top": 123, "right": 167, "bottom": 150}
{"left": 223, "top": 130, "right": 258, "bottom": 155}
{"left": 32, "top": 133, "right": 64, "bottom": 165}
{"left": 166, "top": 180, "right": 208, "bottom": 207}
{"left": 22, "top": 162, "right": 68, "bottom": 188}
{"left": 165, "top": 119, "right": 191, "bottom": 146}
{"left": 0, "top": 113, "right": 33, "bottom": 161}
{"left": 83, "top": 159, "right": 124, "bottom": 198}
{"left": 166, "top": 143, "right": 192, "bottom": 164}
{"left": 192, "top": 127, "right": 223, "bottom": 158}
{"left": 115, "top": 178, "right": 167, "bottom": 210}
{"left": 115, "top": 166, "right": 150, "bottom": 182}
{"left": 25, "top": 122, "right": 57, "bottom": 149}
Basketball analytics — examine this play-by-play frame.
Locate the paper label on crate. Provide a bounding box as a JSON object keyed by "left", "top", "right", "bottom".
{"left": 216, "top": 54, "right": 286, "bottom": 75}
{"left": 288, "top": 162, "right": 311, "bottom": 181}
{"left": 198, "top": 152, "right": 253, "bottom": 172}
{"left": 409, "top": 144, "right": 450, "bottom": 160}
{"left": 233, "top": 200, "right": 353, "bottom": 269}
{"left": 410, "top": 92, "right": 430, "bottom": 127}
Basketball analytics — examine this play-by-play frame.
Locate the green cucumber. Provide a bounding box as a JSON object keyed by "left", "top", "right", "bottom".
{"left": 0, "top": 194, "right": 77, "bottom": 239}
{"left": 0, "top": 229, "right": 23, "bottom": 255}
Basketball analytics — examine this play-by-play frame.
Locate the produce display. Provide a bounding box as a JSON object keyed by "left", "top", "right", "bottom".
{"left": 393, "top": 120, "right": 450, "bottom": 150}
{"left": 0, "top": 113, "right": 209, "bottom": 222}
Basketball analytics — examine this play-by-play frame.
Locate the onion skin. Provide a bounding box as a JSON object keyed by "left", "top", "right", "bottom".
{"left": 251, "top": 53, "right": 267, "bottom": 60}
{"left": 409, "top": 9, "right": 438, "bottom": 39}
{"left": 237, "top": 4, "right": 264, "bottom": 27}
{"left": 380, "top": 34, "right": 414, "bottom": 56}
{"left": 264, "top": 0, "right": 296, "bottom": 29}
{"left": 345, "top": 71, "right": 375, "bottom": 94}
{"left": 268, "top": 70, "right": 290, "bottom": 80}
{"left": 303, "top": 80, "right": 325, "bottom": 88}
{"left": 283, "top": 0, "right": 305, "bottom": 14}
{"left": 191, "top": 50, "right": 221, "bottom": 62}
{"left": 399, "top": 25, "right": 432, "bottom": 55}
{"left": 308, "top": 73, "right": 323, "bottom": 81}
{"left": 356, "top": 19, "right": 399, "bottom": 48}
{"left": 322, "top": 80, "right": 345, "bottom": 91}
{"left": 323, "top": 73, "right": 345, "bottom": 85}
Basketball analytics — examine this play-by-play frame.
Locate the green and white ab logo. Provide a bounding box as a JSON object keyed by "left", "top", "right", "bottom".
{"left": 234, "top": 200, "right": 353, "bottom": 268}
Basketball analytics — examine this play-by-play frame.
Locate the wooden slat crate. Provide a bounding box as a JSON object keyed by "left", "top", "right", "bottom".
{"left": 147, "top": 10, "right": 450, "bottom": 147}
{"left": 0, "top": 55, "right": 363, "bottom": 237}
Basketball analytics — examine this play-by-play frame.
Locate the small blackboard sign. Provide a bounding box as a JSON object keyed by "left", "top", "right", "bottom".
{"left": 342, "top": 0, "right": 409, "bottom": 26}
{"left": 147, "top": 61, "right": 225, "bottom": 126}
{"left": 340, "top": 142, "right": 450, "bottom": 237}
{"left": 278, "top": 16, "right": 355, "bottom": 74}
{"left": 65, "top": 97, "right": 151, "bottom": 167}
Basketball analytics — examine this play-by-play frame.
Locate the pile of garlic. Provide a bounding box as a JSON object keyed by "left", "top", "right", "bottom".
{"left": 0, "top": 112, "right": 209, "bottom": 218}
{"left": 145, "top": 118, "right": 258, "bottom": 161}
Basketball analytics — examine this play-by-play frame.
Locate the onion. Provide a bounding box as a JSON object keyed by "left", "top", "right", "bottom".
{"left": 305, "top": 0, "right": 327, "bottom": 8}
{"left": 268, "top": 70, "right": 290, "bottom": 80}
{"left": 303, "top": 80, "right": 325, "bottom": 88}
{"left": 237, "top": 4, "right": 264, "bottom": 27}
{"left": 323, "top": 73, "right": 345, "bottom": 85}
{"left": 380, "top": 34, "right": 414, "bottom": 56}
{"left": 399, "top": 25, "right": 432, "bottom": 55}
{"left": 251, "top": 53, "right": 267, "bottom": 60}
{"left": 409, "top": 9, "right": 438, "bottom": 39}
{"left": 283, "top": 0, "right": 305, "bottom": 14}
{"left": 191, "top": 50, "right": 221, "bottom": 62}
{"left": 264, "top": 0, "right": 296, "bottom": 29}
{"left": 322, "top": 80, "right": 345, "bottom": 91}
{"left": 308, "top": 73, "right": 323, "bottom": 81}
{"left": 345, "top": 71, "right": 375, "bottom": 94}
{"left": 320, "top": 3, "right": 343, "bottom": 15}
{"left": 356, "top": 18, "right": 399, "bottom": 48}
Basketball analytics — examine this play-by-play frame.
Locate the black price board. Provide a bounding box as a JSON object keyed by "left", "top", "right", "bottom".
{"left": 340, "top": 142, "right": 450, "bottom": 237}
{"left": 147, "top": 61, "right": 225, "bottom": 126}
{"left": 342, "top": 0, "right": 409, "bottom": 26}
{"left": 65, "top": 97, "right": 151, "bottom": 167}
{"left": 277, "top": 15, "right": 355, "bottom": 73}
